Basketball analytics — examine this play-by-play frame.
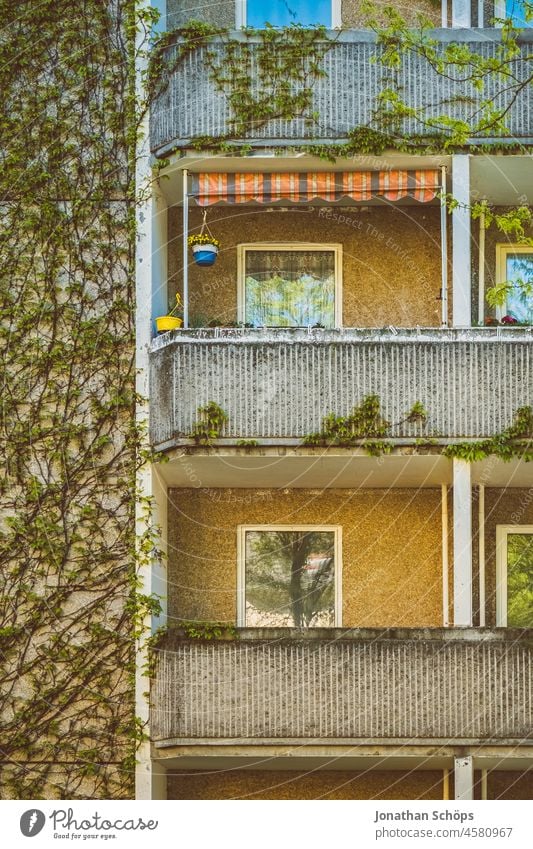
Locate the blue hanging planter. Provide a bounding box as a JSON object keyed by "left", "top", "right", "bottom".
{"left": 192, "top": 243, "right": 219, "bottom": 267}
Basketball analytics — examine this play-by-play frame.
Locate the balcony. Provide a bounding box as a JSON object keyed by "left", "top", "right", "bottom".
{"left": 151, "top": 628, "right": 533, "bottom": 744}
{"left": 150, "top": 31, "right": 533, "bottom": 155}
{"left": 149, "top": 327, "right": 532, "bottom": 449}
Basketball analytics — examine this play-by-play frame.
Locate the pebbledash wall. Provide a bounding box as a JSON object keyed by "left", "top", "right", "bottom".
{"left": 166, "top": 769, "right": 533, "bottom": 801}
{"left": 166, "top": 487, "right": 533, "bottom": 627}
{"left": 167, "top": 206, "right": 444, "bottom": 327}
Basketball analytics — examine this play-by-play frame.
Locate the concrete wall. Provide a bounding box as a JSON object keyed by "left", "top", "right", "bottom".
{"left": 167, "top": 487, "right": 444, "bottom": 626}
{"left": 168, "top": 205, "right": 445, "bottom": 327}
{"left": 167, "top": 768, "right": 445, "bottom": 799}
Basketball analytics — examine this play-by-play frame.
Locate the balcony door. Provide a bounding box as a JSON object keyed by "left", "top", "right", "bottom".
{"left": 496, "top": 526, "right": 533, "bottom": 626}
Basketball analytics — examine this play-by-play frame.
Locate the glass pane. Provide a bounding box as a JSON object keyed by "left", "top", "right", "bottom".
{"left": 506, "top": 1, "right": 532, "bottom": 26}
{"left": 507, "top": 533, "right": 533, "bottom": 627}
{"left": 247, "top": 0, "right": 331, "bottom": 27}
{"left": 505, "top": 254, "right": 533, "bottom": 322}
{"left": 245, "top": 529, "right": 336, "bottom": 626}
{"left": 245, "top": 249, "right": 336, "bottom": 327}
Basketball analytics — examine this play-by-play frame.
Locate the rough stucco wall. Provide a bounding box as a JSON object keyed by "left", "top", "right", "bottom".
{"left": 168, "top": 205, "right": 445, "bottom": 327}
{"left": 342, "top": 0, "right": 441, "bottom": 28}
{"left": 488, "top": 771, "right": 533, "bottom": 800}
{"left": 167, "top": 768, "right": 445, "bottom": 799}
{"left": 472, "top": 488, "right": 533, "bottom": 628}
{"left": 167, "top": 1, "right": 235, "bottom": 29}
{"left": 167, "top": 487, "right": 443, "bottom": 627}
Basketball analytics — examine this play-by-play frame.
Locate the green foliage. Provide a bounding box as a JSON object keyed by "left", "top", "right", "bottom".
{"left": 0, "top": 0, "right": 155, "bottom": 800}
{"left": 236, "top": 439, "right": 260, "bottom": 447}
{"left": 191, "top": 401, "right": 229, "bottom": 444}
{"left": 175, "top": 621, "right": 238, "bottom": 640}
{"left": 444, "top": 407, "right": 533, "bottom": 462}
{"left": 303, "top": 394, "right": 393, "bottom": 455}
{"left": 407, "top": 401, "right": 428, "bottom": 424}
{"left": 150, "top": 21, "right": 335, "bottom": 145}
{"left": 303, "top": 395, "right": 430, "bottom": 455}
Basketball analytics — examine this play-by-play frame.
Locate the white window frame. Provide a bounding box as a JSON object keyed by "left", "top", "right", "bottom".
{"left": 237, "top": 242, "right": 343, "bottom": 327}
{"left": 495, "top": 525, "right": 533, "bottom": 626}
{"left": 237, "top": 524, "right": 342, "bottom": 627}
{"left": 236, "top": 0, "right": 342, "bottom": 29}
{"left": 495, "top": 244, "right": 533, "bottom": 320}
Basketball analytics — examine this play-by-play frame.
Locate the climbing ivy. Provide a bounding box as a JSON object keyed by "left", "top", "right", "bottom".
{"left": 0, "top": 0, "right": 158, "bottom": 799}
{"left": 302, "top": 395, "right": 428, "bottom": 456}
{"left": 443, "top": 407, "right": 533, "bottom": 462}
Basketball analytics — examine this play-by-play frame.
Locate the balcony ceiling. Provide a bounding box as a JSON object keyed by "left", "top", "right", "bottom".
{"left": 155, "top": 451, "right": 531, "bottom": 489}
{"left": 156, "top": 152, "right": 532, "bottom": 207}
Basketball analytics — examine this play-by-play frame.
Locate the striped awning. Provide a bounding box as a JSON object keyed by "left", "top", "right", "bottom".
{"left": 191, "top": 170, "right": 441, "bottom": 206}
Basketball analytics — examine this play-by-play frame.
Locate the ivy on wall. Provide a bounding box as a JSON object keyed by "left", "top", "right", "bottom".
{"left": 0, "top": 0, "right": 158, "bottom": 799}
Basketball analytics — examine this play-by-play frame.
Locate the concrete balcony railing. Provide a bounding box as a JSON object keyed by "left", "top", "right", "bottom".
{"left": 150, "top": 629, "right": 533, "bottom": 744}
{"left": 149, "top": 327, "right": 532, "bottom": 449}
{"left": 150, "top": 31, "right": 533, "bottom": 154}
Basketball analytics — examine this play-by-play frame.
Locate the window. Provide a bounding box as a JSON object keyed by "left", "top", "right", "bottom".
{"left": 505, "top": 1, "right": 532, "bottom": 26}
{"left": 495, "top": 245, "right": 533, "bottom": 323}
{"left": 237, "top": 0, "right": 340, "bottom": 28}
{"left": 237, "top": 525, "right": 342, "bottom": 627}
{"left": 496, "top": 526, "right": 533, "bottom": 626}
{"left": 237, "top": 243, "right": 342, "bottom": 327}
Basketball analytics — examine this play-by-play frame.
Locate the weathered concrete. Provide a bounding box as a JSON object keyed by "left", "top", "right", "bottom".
{"left": 150, "top": 33, "right": 533, "bottom": 152}
{"left": 151, "top": 628, "right": 533, "bottom": 742}
{"left": 149, "top": 328, "right": 533, "bottom": 446}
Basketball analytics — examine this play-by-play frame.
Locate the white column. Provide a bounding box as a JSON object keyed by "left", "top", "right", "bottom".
{"left": 454, "top": 756, "right": 474, "bottom": 800}
{"left": 453, "top": 459, "right": 473, "bottom": 626}
{"left": 135, "top": 0, "right": 167, "bottom": 802}
{"left": 452, "top": 155, "right": 471, "bottom": 327}
{"left": 152, "top": 188, "right": 168, "bottom": 325}
{"left": 452, "top": 0, "right": 472, "bottom": 27}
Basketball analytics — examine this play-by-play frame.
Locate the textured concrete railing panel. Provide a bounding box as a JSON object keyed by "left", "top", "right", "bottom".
{"left": 149, "top": 329, "right": 532, "bottom": 446}
{"left": 150, "top": 631, "right": 533, "bottom": 742}
{"left": 150, "top": 33, "right": 533, "bottom": 152}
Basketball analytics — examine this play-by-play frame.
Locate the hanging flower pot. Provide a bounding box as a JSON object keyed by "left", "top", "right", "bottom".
{"left": 188, "top": 213, "right": 220, "bottom": 267}
{"left": 191, "top": 241, "right": 219, "bottom": 266}
{"left": 155, "top": 293, "right": 183, "bottom": 333}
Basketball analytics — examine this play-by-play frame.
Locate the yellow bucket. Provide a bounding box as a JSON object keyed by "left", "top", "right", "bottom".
{"left": 155, "top": 316, "right": 183, "bottom": 332}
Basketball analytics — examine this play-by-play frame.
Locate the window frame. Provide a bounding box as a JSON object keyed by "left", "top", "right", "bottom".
{"left": 235, "top": 0, "right": 342, "bottom": 29}
{"left": 495, "top": 244, "right": 533, "bottom": 321}
{"left": 237, "top": 242, "right": 343, "bottom": 328}
{"left": 237, "top": 524, "right": 343, "bottom": 627}
{"left": 495, "top": 524, "right": 533, "bottom": 626}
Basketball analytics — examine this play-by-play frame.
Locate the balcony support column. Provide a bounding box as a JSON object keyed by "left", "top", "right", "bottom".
{"left": 454, "top": 756, "right": 474, "bottom": 800}
{"left": 452, "top": 0, "right": 471, "bottom": 27}
{"left": 452, "top": 154, "right": 471, "bottom": 327}
{"left": 453, "top": 459, "right": 473, "bottom": 626}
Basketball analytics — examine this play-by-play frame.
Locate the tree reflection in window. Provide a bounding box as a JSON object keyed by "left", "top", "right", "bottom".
{"left": 507, "top": 533, "right": 533, "bottom": 627}
{"left": 244, "top": 249, "right": 336, "bottom": 327}
{"left": 244, "top": 529, "right": 336, "bottom": 627}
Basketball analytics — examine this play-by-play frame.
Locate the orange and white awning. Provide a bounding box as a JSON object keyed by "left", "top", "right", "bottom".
{"left": 191, "top": 170, "right": 441, "bottom": 206}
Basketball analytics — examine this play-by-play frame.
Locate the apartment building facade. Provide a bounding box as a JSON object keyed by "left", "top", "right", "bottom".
{"left": 136, "top": 0, "right": 533, "bottom": 801}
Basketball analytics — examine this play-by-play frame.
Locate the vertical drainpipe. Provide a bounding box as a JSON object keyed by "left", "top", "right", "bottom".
{"left": 182, "top": 167, "right": 189, "bottom": 328}
{"left": 441, "top": 0, "right": 448, "bottom": 27}
{"left": 478, "top": 210, "right": 486, "bottom": 324}
{"left": 440, "top": 166, "right": 449, "bottom": 327}
{"left": 479, "top": 484, "right": 486, "bottom": 626}
{"left": 442, "top": 483, "right": 450, "bottom": 626}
